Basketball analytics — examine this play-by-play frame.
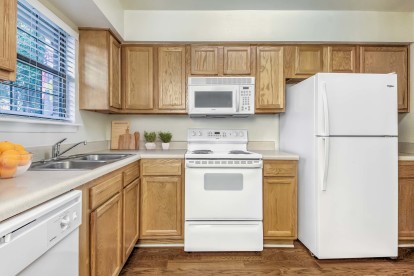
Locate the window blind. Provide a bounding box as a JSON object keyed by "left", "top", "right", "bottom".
{"left": 0, "top": 0, "right": 75, "bottom": 122}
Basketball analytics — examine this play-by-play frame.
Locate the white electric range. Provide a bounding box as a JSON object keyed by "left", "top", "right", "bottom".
{"left": 184, "top": 128, "right": 263, "bottom": 252}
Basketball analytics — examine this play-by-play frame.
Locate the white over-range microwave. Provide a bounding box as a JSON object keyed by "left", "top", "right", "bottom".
{"left": 188, "top": 77, "right": 255, "bottom": 117}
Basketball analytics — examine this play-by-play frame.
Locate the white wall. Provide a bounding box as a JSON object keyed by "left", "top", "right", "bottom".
{"left": 109, "top": 114, "right": 279, "bottom": 145}
{"left": 92, "top": 0, "right": 124, "bottom": 39}
{"left": 124, "top": 10, "right": 414, "bottom": 42}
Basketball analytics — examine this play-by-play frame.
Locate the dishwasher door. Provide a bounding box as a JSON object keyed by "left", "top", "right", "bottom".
{"left": 0, "top": 190, "right": 82, "bottom": 276}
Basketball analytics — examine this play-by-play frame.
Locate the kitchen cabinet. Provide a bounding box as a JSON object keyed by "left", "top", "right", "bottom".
{"left": 327, "top": 46, "right": 359, "bottom": 73}
{"left": 79, "top": 29, "right": 122, "bottom": 112}
{"left": 190, "top": 45, "right": 252, "bottom": 75}
{"left": 263, "top": 160, "right": 298, "bottom": 246}
{"left": 360, "top": 46, "right": 409, "bottom": 112}
{"left": 0, "top": 0, "right": 17, "bottom": 81}
{"left": 122, "top": 45, "right": 187, "bottom": 113}
{"left": 284, "top": 45, "right": 328, "bottom": 79}
{"left": 122, "top": 46, "right": 154, "bottom": 110}
{"left": 78, "top": 161, "right": 140, "bottom": 276}
{"left": 398, "top": 161, "right": 414, "bottom": 244}
{"left": 140, "top": 159, "right": 184, "bottom": 242}
{"left": 255, "top": 46, "right": 285, "bottom": 113}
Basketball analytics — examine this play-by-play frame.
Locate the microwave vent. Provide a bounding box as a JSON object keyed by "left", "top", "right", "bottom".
{"left": 188, "top": 77, "right": 255, "bottom": 86}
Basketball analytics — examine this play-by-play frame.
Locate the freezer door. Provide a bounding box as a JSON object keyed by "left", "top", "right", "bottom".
{"left": 315, "top": 73, "right": 397, "bottom": 136}
{"left": 316, "top": 137, "right": 398, "bottom": 259}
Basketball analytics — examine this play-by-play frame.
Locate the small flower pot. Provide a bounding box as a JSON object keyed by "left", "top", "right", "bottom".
{"left": 162, "top": 143, "right": 170, "bottom": 150}
{"left": 145, "top": 142, "right": 156, "bottom": 150}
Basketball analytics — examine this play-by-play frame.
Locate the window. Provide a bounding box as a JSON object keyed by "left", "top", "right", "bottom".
{"left": 0, "top": 0, "right": 75, "bottom": 122}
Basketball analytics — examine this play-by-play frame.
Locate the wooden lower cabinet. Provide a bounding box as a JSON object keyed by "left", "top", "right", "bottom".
{"left": 139, "top": 159, "right": 184, "bottom": 242}
{"left": 399, "top": 161, "right": 414, "bottom": 244}
{"left": 123, "top": 178, "right": 140, "bottom": 259}
{"left": 90, "top": 193, "right": 123, "bottom": 276}
{"left": 78, "top": 161, "right": 140, "bottom": 276}
{"left": 263, "top": 160, "right": 298, "bottom": 245}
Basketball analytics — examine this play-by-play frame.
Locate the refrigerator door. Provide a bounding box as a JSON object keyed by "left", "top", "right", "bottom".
{"left": 315, "top": 73, "right": 397, "bottom": 136}
{"left": 316, "top": 136, "right": 398, "bottom": 259}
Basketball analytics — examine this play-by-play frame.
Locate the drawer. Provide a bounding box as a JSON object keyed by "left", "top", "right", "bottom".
{"left": 123, "top": 161, "right": 140, "bottom": 186}
{"left": 263, "top": 160, "right": 297, "bottom": 177}
{"left": 399, "top": 161, "right": 414, "bottom": 178}
{"left": 142, "top": 159, "right": 182, "bottom": 176}
{"left": 90, "top": 173, "right": 123, "bottom": 210}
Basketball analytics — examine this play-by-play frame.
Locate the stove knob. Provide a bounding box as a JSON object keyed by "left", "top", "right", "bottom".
{"left": 191, "top": 131, "right": 196, "bottom": 136}
{"left": 198, "top": 131, "right": 202, "bottom": 136}
{"left": 233, "top": 131, "right": 238, "bottom": 137}
{"left": 239, "top": 131, "right": 244, "bottom": 137}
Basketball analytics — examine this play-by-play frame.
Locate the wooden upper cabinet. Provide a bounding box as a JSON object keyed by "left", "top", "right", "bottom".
{"left": 327, "top": 46, "right": 358, "bottom": 73}
{"left": 360, "top": 46, "right": 409, "bottom": 112}
{"left": 109, "top": 36, "right": 122, "bottom": 109}
{"left": 224, "top": 46, "right": 251, "bottom": 75}
{"left": 191, "top": 46, "right": 219, "bottom": 75}
{"left": 0, "top": 0, "right": 17, "bottom": 82}
{"left": 79, "top": 30, "right": 122, "bottom": 111}
{"left": 255, "top": 46, "right": 284, "bottom": 113}
{"left": 191, "top": 45, "right": 252, "bottom": 76}
{"left": 122, "top": 46, "right": 154, "bottom": 110}
{"left": 284, "top": 45, "right": 327, "bottom": 78}
{"left": 158, "top": 46, "right": 186, "bottom": 110}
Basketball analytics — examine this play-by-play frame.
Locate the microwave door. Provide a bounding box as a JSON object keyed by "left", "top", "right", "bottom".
{"left": 189, "top": 86, "right": 237, "bottom": 114}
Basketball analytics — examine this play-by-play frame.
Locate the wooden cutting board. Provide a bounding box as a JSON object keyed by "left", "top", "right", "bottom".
{"left": 111, "top": 121, "right": 130, "bottom": 149}
{"left": 118, "top": 128, "right": 135, "bottom": 150}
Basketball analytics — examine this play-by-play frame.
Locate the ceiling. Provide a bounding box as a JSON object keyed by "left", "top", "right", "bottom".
{"left": 120, "top": 0, "right": 414, "bottom": 12}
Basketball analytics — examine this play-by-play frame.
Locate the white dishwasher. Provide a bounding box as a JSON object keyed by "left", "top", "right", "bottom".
{"left": 0, "top": 190, "right": 82, "bottom": 276}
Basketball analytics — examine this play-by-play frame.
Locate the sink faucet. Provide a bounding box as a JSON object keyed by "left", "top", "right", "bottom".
{"left": 52, "top": 139, "right": 87, "bottom": 158}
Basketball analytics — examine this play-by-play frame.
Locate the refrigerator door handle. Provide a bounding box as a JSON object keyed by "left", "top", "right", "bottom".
{"left": 322, "top": 137, "right": 330, "bottom": 191}
{"left": 321, "top": 82, "right": 330, "bottom": 136}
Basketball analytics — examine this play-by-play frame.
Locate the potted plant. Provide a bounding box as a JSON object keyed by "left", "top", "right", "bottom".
{"left": 144, "top": 131, "right": 156, "bottom": 150}
{"left": 158, "top": 131, "right": 172, "bottom": 150}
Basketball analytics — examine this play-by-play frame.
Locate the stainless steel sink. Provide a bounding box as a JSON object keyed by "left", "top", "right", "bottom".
{"left": 72, "top": 154, "right": 131, "bottom": 161}
{"left": 30, "top": 153, "right": 134, "bottom": 171}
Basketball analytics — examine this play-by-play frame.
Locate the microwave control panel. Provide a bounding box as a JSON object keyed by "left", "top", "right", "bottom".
{"left": 239, "top": 85, "right": 255, "bottom": 113}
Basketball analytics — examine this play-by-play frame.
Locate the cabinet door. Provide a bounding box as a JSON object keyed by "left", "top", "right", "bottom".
{"left": 224, "top": 46, "right": 251, "bottom": 75}
{"left": 158, "top": 46, "right": 186, "bottom": 110}
{"left": 122, "top": 46, "right": 154, "bottom": 110}
{"left": 123, "top": 179, "right": 140, "bottom": 260}
{"left": 399, "top": 178, "right": 414, "bottom": 239}
{"left": 90, "top": 193, "right": 123, "bottom": 276}
{"left": 140, "top": 176, "right": 183, "bottom": 238}
{"left": 263, "top": 177, "right": 297, "bottom": 238}
{"left": 294, "top": 46, "right": 326, "bottom": 75}
{"left": 0, "top": 0, "right": 17, "bottom": 81}
{"left": 255, "top": 46, "right": 284, "bottom": 113}
{"left": 360, "top": 46, "right": 408, "bottom": 112}
{"left": 109, "top": 35, "right": 121, "bottom": 109}
{"left": 328, "top": 46, "right": 358, "bottom": 73}
{"left": 191, "top": 46, "right": 219, "bottom": 75}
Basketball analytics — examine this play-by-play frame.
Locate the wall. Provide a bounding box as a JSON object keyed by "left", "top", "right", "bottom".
{"left": 109, "top": 114, "right": 279, "bottom": 148}
{"left": 124, "top": 10, "right": 414, "bottom": 42}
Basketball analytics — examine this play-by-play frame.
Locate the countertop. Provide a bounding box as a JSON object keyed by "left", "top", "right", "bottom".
{"left": 399, "top": 153, "right": 414, "bottom": 161}
{"left": 0, "top": 149, "right": 298, "bottom": 222}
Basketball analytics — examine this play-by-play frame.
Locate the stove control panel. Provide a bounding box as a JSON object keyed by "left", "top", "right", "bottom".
{"left": 188, "top": 128, "right": 248, "bottom": 142}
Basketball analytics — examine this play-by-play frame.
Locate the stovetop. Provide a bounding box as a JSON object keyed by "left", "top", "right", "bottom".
{"left": 185, "top": 149, "right": 262, "bottom": 160}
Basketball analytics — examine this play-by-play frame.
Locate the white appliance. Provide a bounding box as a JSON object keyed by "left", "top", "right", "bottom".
{"left": 188, "top": 77, "right": 255, "bottom": 117}
{"left": 0, "top": 190, "right": 82, "bottom": 275}
{"left": 185, "top": 128, "right": 263, "bottom": 251}
{"left": 280, "top": 73, "right": 398, "bottom": 259}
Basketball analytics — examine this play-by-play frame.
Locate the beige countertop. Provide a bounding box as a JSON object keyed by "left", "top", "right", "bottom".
{"left": 0, "top": 149, "right": 298, "bottom": 222}
{"left": 399, "top": 153, "right": 414, "bottom": 161}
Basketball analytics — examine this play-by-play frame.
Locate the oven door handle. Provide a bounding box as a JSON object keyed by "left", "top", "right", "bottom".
{"left": 186, "top": 163, "right": 262, "bottom": 169}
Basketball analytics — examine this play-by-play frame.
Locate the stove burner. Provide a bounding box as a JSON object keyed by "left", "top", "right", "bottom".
{"left": 192, "top": 150, "right": 213, "bottom": 154}
{"left": 229, "top": 150, "right": 251, "bottom": 154}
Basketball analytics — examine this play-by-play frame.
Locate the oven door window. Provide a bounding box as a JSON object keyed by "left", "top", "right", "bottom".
{"left": 204, "top": 173, "right": 243, "bottom": 191}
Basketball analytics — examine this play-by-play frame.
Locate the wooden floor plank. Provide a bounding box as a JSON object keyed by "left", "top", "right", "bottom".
{"left": 121, "top": 242, "right": 414, "bottom": 275}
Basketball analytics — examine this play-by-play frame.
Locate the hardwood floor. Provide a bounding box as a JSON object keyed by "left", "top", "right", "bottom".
{"left": 121, "top": 242, "right": 414, "bottom": 275}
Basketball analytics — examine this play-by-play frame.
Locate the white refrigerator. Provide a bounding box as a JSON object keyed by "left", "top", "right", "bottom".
{"left": 280, "top": 73, "right": 398, "bottom": 259}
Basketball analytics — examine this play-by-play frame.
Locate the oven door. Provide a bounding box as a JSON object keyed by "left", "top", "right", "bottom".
{"left": 185, "top": 167, "right": 262, "bottom": 220}
{"left": 188, "top": 85, "right": 238, "bottom": 115}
